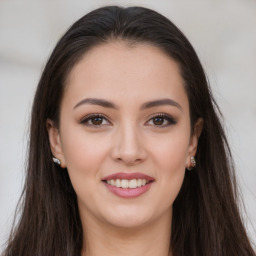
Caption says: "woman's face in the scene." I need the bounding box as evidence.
[48,42,201,229]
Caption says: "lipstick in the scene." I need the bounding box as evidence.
[102,172,154,181]
[102,172,154,198]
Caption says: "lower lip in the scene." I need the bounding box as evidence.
[104,182,153,198]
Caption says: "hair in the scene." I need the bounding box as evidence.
[2,5,255,256]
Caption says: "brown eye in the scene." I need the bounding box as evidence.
[146,114,177,127]
[81,114,110,127]
[152,117,164,125]
[91,117,103,125]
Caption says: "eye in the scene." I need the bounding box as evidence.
[146,113,177,127]
[80,114,111,127]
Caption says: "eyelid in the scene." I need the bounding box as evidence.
[145,112,177,127]
[80,113,112,126]
[79,112,176,127]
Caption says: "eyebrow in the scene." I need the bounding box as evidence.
[73,98,118,110]
[73,97,182,111]
[140,98,182,111]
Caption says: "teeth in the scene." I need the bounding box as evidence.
[129,179,137,189]
[121,179,129,188]
[116,179,121,187]
[106,179,148,189]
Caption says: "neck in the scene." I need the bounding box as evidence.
[80,210,172,256]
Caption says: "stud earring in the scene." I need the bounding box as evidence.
[187,156,196,170]
[52,157,61,166]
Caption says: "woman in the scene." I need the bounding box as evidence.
[2,6,255,256]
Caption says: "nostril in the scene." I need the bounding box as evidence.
[115,157,144,166]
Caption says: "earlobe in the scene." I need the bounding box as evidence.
[46,119,66,168]
[186,118,203,168]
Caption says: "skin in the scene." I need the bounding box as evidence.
[48,41,203,256]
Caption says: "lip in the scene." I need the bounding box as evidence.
[104,182,153,198]
[102,172,155,181]
[102,172,155,198]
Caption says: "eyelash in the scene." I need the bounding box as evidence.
[145,113,177,127]
[80,113,177,128]
[80,113,111,127]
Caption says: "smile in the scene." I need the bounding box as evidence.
[106,179,148,189]
[102,172,154,198]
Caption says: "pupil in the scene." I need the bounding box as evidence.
[92,117,102,125]
[153,117,164,125]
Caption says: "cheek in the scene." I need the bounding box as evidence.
[147,131,189,203]
[156,140,187,189]
[60,130,112,205]
[149,131,190,172]
[61,128,111,177]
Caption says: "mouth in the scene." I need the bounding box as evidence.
[102,172,154,198]
[105,178,151,188]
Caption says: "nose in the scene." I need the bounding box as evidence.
[111,123,147,166]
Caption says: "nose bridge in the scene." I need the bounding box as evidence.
[112,120,146,164]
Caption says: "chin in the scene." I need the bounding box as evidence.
[99,204,165,229]
[106,215,151,229]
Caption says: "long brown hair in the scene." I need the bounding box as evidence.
[3,6,255,256]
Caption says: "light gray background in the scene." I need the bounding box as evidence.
[0,0,255,251]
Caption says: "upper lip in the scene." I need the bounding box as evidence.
[102,172,155,181]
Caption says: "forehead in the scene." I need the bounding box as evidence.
[64,41,188,109]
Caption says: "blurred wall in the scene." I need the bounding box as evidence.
[0,0,255,251]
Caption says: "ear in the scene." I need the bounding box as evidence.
[186,118,203,168]
[46,119,66,168]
